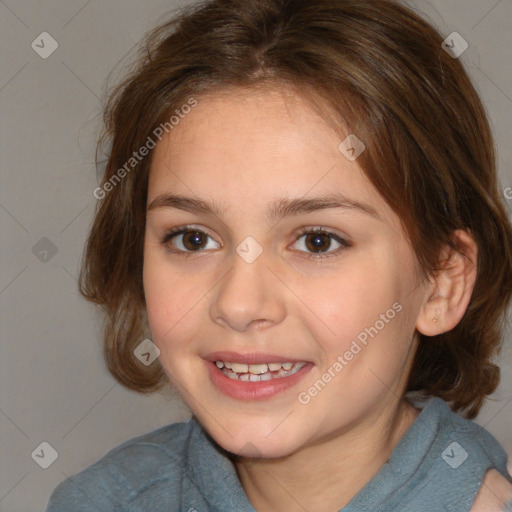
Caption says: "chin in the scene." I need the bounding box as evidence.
[204,422,305,460]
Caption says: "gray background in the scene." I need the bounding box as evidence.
[1,0,511,510]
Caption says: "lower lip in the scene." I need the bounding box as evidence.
[206,361,313,400]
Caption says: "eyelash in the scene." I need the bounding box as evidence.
[159,225,351,261]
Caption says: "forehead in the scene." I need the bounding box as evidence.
[147,87,395,224]
[155,87,341,167]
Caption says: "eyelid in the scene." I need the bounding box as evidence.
[161,224,216,237]
[293,225,349,241]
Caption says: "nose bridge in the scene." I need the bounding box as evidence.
[210,238,285,331]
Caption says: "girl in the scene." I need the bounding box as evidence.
[46,0,512,510]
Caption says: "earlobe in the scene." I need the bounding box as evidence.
[416,230,478,337]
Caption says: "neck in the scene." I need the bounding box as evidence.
[234,398,420,512]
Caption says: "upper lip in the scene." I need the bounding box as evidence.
[204,351,310,365]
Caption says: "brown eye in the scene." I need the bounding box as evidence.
[292,228,350,259]
[304,232,332,253]
[161,226,220,253]
[181,231,208,250]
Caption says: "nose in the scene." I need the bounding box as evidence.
[209,247,287,333]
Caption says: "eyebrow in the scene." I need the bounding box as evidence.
[147,193,381,221]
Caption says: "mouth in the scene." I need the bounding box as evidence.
[204,352,313,400]
[215,360,306,381]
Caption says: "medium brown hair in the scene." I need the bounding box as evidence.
[79,0,512,418]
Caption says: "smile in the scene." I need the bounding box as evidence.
[215,361,306,381]
[206,355,313,400]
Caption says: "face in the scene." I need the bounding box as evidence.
[143,87,429,458]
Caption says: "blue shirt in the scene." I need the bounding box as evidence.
[46,397,512,511]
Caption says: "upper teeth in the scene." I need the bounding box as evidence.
[215,361,296,374]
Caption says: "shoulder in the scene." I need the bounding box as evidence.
[45,419,196,512]
[425,397,508,467]
[388,397,512,510]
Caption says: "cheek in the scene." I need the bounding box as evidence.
[142,248,204,354]
[293,262,401,353]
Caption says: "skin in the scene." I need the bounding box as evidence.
[472,469,512,511]
[142,86,497,511]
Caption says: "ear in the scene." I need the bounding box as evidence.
[416,230,477,336]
